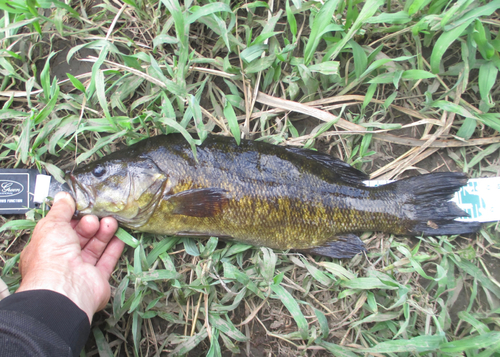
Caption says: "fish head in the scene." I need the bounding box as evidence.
[66,156,167,226]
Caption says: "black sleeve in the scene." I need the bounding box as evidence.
[0,290,90,357]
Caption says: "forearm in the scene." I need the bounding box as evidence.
[0,290,90,357]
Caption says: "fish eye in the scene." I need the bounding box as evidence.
[92,165,106,178]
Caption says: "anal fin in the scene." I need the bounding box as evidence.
[300,234,366,259]
[167,188,229,217]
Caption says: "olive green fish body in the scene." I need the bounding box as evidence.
[68,135,480,258]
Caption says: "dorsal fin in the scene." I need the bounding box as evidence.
[285,147,368,185]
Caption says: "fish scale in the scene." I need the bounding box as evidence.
[67,134,481,259]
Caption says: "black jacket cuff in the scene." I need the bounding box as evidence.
[0,290,90,355]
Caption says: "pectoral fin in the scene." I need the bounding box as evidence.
[299,234,366,259]
[167,188,229,217]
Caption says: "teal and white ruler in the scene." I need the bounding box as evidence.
[452,178,500,222]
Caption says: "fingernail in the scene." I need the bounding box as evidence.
[54,192,67,203]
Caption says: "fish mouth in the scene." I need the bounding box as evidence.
[65,173,93,216]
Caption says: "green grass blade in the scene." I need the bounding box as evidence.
[457,311,490,335]
[132,311,142,355]
[350,40,367,78]
[317,261,356,280]
[303,0,341,65]
[408,0,432,16]
[92,327,114,357]
[340,277,399,290]
[206,329,221,357]
[314,309,330,339]
[0,220,37,232]
[137,269,181,282]
[66,73,86,94]
[240,44,266,62]
[209,313,248,342]
[430,21,471,74]
[182,237,200,256]
[75,131,127,165]
[351,312,400,328]
[366,10,411,24]
[478,61,498,112]
[270,284,308,339]
[146,238,180,266]
[456,117,477,141]
[169,328,208,357]
[286,0,297,40]
[467,143,500,168]
[95,70,111,121]
[40,52,57,99]
[401,69,436,80]
[431,100,475,118]
[440,331,500,352]
[324,0,384,62]
[34,85,59,124]
[301,258,333,286]
[316,340,359,356]
[476,113,500,132]
[308,61,340,75]
[361,335,444,353]
[187,2,232,24]
[223,100,241,145]
[245,55,276,74]
[444,0,500,31]
[450,256,500,298]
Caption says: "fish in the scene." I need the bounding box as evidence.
[66,134,481,258]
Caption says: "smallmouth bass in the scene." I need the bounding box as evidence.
[66,134,480,258]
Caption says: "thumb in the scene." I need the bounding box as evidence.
[46,192,76,223]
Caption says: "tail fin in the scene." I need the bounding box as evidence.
[387,172,482,235]
[412,220,482,235]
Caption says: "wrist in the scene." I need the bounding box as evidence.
[18,272,95,323]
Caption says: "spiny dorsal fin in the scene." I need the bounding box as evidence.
[285,147,368,185]
[167,188,229,217]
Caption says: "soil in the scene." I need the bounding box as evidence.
[50,40,95,91]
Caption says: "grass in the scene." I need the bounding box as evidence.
[1,0,500,355]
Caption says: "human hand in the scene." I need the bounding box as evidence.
[17,192,125,323]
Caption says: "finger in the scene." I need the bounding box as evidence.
[46,192,76,223]
[73,215,100,248]
[95,236,125,280]
[81,217,119,266]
